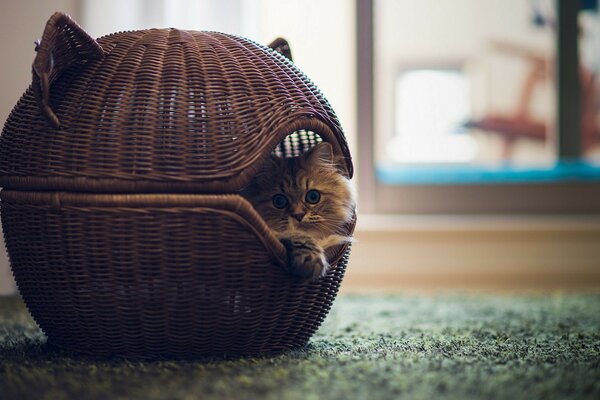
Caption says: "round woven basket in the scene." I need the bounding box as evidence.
[0,13,355,358]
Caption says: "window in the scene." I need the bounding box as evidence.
[358,0,600,213]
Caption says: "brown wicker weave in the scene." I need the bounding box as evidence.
[0,13,355,358]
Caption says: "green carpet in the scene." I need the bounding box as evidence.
[1,293,599,400]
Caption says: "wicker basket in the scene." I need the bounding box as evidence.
[0,13,355,358]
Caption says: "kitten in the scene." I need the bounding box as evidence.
[241,142,356,281]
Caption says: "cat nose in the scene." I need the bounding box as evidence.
[292,212,306,222]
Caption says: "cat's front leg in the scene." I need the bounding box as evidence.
[278,233,328,282]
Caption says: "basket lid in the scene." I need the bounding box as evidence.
[0,13,352,193]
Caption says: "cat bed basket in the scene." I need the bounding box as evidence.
[0,13,355,357]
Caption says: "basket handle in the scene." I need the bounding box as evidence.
[268,38,293,61]
[32,12,105,128]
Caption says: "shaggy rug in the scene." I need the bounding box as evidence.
[0,293,599,400]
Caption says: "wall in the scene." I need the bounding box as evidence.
[345,215,600,292]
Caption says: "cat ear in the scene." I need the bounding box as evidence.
[268,37,293,61]
[32,12,105,128]
[305,142,334,166]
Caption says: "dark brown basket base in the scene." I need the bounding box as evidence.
[1,191,350,358]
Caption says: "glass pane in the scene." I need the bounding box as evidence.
[390,69,475,163]
[580,2,600,164]
[374,0,560,183]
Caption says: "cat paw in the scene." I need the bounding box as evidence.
[280,235,329,282]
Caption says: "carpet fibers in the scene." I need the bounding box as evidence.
[1,293,599,400]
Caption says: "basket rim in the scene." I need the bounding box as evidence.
[0,190,356,269]
[0,190,288,266]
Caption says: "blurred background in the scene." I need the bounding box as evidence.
[1,0,599,294]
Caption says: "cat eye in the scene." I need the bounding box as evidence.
[305,189,321,204]
[272,194,289,209]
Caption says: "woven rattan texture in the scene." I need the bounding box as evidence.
[0,13,355,357]
[1,192,350,357]
[0,16,352,193]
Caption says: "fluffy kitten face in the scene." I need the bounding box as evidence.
[242,142,355,240]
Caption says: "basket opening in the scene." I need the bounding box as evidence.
[270,130,350,179]
[272,130,323,158]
